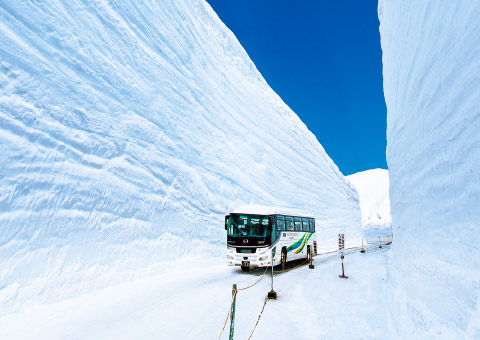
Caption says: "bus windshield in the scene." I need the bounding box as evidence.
[228,214,270,238]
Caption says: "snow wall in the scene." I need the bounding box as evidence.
[379,1,480,338]
[0,0,361,315]
[347,169,391,230]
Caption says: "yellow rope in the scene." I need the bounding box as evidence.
[247,297,269,340]
[218,289,237,340]
[237,266,269,291]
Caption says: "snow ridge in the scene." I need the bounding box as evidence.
[379,1,480,338]
[0,0,361,315]
[347,168,390,230]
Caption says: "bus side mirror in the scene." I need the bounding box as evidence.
[225,215,229,231]
[268,216,272,231]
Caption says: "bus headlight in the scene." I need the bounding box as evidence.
[259,255,268,261]
[227,255,234,260]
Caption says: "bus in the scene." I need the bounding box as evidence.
[225,207,316,271]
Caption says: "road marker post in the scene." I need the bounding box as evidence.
[339,253,348,279]
[267,249,277,299]
[379,236,382,248]
[229,284,237,340]
[309,248,315,269]
[360,237,365,253]
[338,233,348,279]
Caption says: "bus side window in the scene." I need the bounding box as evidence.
[277,218,285,231]
[302,218,309,232]
[310,219,315,232]
[294,217,302,231]
[285,216,294,231]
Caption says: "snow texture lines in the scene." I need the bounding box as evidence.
[379,1,480,338]
[0,0,361,315]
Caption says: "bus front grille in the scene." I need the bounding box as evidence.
[236,248,256,254]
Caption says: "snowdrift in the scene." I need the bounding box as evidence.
[379,1,480,337]
[0,0,361,315]
[347,169,390,230]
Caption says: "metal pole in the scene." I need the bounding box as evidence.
[309,247,314,269]
[379,236,382,248]
[339,253,348,279]
[271,254,274,291]
[268,250,277,299]
[229,284,236,340]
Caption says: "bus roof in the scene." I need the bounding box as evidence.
[230,205,315,219]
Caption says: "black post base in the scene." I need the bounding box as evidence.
[267,290,277,300]
[339,274,349,279]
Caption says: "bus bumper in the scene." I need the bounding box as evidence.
[227,250,279,268]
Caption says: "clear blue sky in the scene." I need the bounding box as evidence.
[206,0,387,175]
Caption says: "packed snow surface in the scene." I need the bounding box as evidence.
[0,248,390,340]
[379,1,480,338]
[0,0,361,315]
[347,169,391,230]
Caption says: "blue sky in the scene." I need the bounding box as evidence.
[206,0,387,175]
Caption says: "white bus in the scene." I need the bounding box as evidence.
[225,207,316,271]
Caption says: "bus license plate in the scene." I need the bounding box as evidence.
[242,261,250,267]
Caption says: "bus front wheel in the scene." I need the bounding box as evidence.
[281,250,287,270]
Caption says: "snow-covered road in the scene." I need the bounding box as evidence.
[0,247,390,340]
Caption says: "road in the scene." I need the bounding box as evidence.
[0,246,390,340]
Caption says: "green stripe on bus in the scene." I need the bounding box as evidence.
[286,233,307,253]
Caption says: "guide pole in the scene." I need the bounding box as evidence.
[267,249,277,299]
[379,236,382,248]
[309,247,314,269]
[339,253,348,279]
[338,233,348,279]
[229,284,237,340]
[360,237,365,253]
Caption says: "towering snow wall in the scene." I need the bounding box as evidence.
[379,1,480,338]
[0,0,361,315]
[347,169,391,230]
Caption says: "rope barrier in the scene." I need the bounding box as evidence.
[315,249,338,255]
[362,244,391,252]
[218,289,237,340]
[273,258,309,275]
[218,266,269,339]
[237,266,269,291]
[247,297,269,340]
[218,234,393,338]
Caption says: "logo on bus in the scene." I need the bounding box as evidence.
[243,239,248,244]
